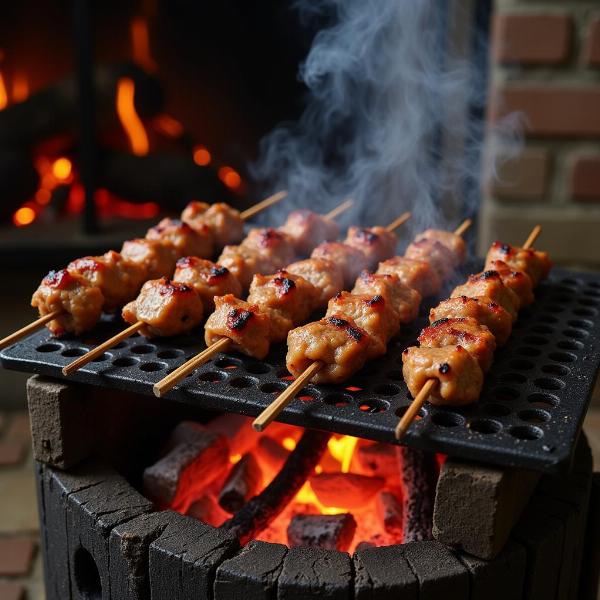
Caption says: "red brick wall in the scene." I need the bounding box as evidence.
[479,1,600,266]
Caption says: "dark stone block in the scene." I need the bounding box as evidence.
[214,540,287,600]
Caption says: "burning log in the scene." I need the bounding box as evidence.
[255,435,290,476]
[308,473,384,509]
[376,490,403,540]
[218,453,263,514]
[398,446,438,543]
[287,514,357,552]
[221,429,331,546]
[187,495,229,527]
[143,421,229,510]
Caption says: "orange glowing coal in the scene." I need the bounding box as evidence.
[11,72,29,103]
[52,157,72,181]
[13,206,36,227]
[218,166,242,190]
[0,69,8,110]
[193,146,211,167]
[116,77,149,156]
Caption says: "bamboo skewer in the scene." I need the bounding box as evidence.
[154,208,410,398]
[239,190,288,220]
[0,310,62,351]
[251,218,472,433]
[394,224,542,440]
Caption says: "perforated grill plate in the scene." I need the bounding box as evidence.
[2,267,600,472]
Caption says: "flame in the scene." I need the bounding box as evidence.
[230,453,242,464]
[327,436,359,473]
[282,437,296,451]
[218,166,242,190]
[13,206,36,227]
[116,77,149,156]
[11,72,29,103]
[52,157,72,181]
[193,146,211,166]
[0,70,7,110]
[130,17,157,72]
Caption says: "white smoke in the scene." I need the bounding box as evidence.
[250,0,522,236]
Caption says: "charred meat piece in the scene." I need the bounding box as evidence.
[182,202,244,248]
[218,245,276,290]
[414,229,467,265]
[376,256,441,297]
[286,315,370,384]
[287,258,344,308]
[326,291,399,359]
[344,226,397,268]
[121,238,178,280]
[122,277,204,337]
[486,241,551,285]
[31,269,104,336]
[352,272,421,324]
[241,228,296,268]
[311,242,368,288]
[405,238,455,280]
[451,270,520,320]
[484,259,534,308]
[429,296,513,345]
[180,200,210,224]
[173,257,242,312]
[418,317,496,371]
[402,345,484,406]
[281,210,339,255]
[204,295,271,359]
[146,217,214,260]
[68,250,146,312]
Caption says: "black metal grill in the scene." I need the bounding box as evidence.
[3,267,600,473]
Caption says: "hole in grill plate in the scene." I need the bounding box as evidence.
[549,351,577,363]
[544,304,564,313]
[528,393,559,408]
[550,294,570,303]
[516,346,541,357]
[131,344,156,354]
[199,370,226,382]
[584,289,600,297]
[395,406,426,420]
[557,339,584,351]
[578,298,598,307]
[535,377,565,391]
[229,376,257,389]
[519,409,550,423]
[563,328,588,340]
[324,393,352,407]
[469,419,501,434]
[431,411,464,428]
[531,325,554,334]
[359,400,388,413]
[61,347,87,357]
[113,341,127,349]
[215,357,241,370]
[510,425,543,441]
[568,319,593,329]
[562,277,580,286]
[140,362,167,372]
[36,343,63,353]
[246,363,271,375]
[523,335,549,346]
[492,387,520,401]
[573,307,597,317]
[260,382,287,394]
[278,370,295,381]
[374,383,400,396]
[509,359,534,371]
[499,372,526,384]
[297,388,317,402]
[542,364,570,376]
[157,349,184,359]
[91,352,110,363]
[112,357,139,367]
[589,281,600,288]
[483,403,511,417]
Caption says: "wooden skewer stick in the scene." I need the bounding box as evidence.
[62,321,144,376]
[152,199,357,397]
[394,223,542,440]
[240,190,287,221]
[253,216,474,434]
[0,310,62,351]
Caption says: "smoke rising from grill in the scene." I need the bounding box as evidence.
[250,0,521,234]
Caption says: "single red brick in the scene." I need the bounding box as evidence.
[489,87,600,137]
[0,582,25,600]
[570,155,600,200]
[582,15,600,66]
[0,537,36,576]
[490,147,550,199]
[0,442,26,467]
[493,13,572,64]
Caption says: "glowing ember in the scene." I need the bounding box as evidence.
[153,114,183,138]
[218,166,242,190]
[282,437,296,451]
[193,146,211,166]
[52,157,72,181]
[130,16,157,72]
[0,70,7,110]
[11,72,29,103]
[13,206,36,227]
[230,453,242,464]
[116,77,150,156]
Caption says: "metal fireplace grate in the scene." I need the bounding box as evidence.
[3,267,600,472]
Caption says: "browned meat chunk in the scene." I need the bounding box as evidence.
[122,277,204,337]
[180,201,210,224]
[287,258,344,308]
[402,345,483,406]
[68,250,146,312]
[173,257,242,312]
[452,271,519,320]
[485,259,534,308]
[281,210,339,255]
[344,226,397,269]
[217,245,275,290]
[146,218,214,260]
[242,228,296,268]
[311,242,368,288]
[352,272,421,324]
[326,292,399,359]
[183,202,244,248]
[121,238,178,279]
[405,238,455,280]
[418,317,496,371]
[376,256,441,297]
[31,269,104,336]
[486,241,551,285]
[204,295,271,359]
[429,296,513,345]
[286,315,370,384]
[414,229,467,265]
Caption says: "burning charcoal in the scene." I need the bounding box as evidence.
[355,541,376,552]
[207,413,258,456]
[143,421,229,510]
[355,441,402,487]
[309,473,384,509]
[376,490,403,540]
[287,513,357,552]
[255,436,290,476]
[219,453,263,514]
[187,495,229,527]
